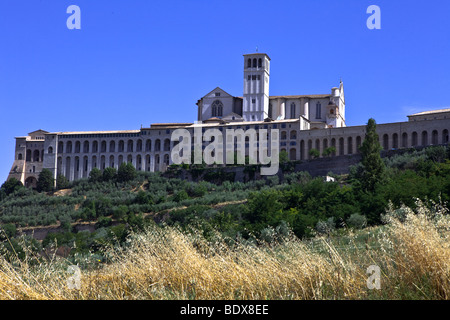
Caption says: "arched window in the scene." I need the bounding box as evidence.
[164,139,171,151]
[66,141,72,154]
[33,150,40,162]
[402,133,408,148]
[412,132,418,146]
[383,134,389,150]
[127,140,134,152]
[48,147,53,154]
[155,139,161,152]
[443,129,449,144]
[145,139,152,152]
[392,133,398,149]
[252,58,257,68]
[101,141,107,153]
[432,130,438,145]
[110,141,116,153]
[118,140,125,152]
[258,58,262,68]
[18,153,23,160]
[83,141,89,153]
[422,131,428,146]
[58,142,64,153]
[247,58,251,68]
[290,103,296,118]
[211,100,223,117]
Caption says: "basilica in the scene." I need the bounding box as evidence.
[7,53,450,187]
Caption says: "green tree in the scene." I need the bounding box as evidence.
[309,148,320,159]
[279,150,289,164]
[56,174,69,189]
[322,146,336,157]
[359,118,385,192]
[89,167,103,183]
[102,167,117,182]
[0,178,24,196]
[117,162,137,183]
[36,169,54,192]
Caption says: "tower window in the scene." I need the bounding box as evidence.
[252,99,256,104]
[215,92,220,97]
[258,58,262,68]
[252,58,257,68]
[247,58,251,68]
[252,75,256,80]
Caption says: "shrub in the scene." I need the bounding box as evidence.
[117,163,137,183]
[36,169,54,193]
[346,213,367,229]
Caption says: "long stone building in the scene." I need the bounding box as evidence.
[7,53,450,187]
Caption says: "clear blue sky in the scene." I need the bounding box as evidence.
[1,0,449,184]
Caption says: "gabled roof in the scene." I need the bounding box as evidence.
[201,87,234,99]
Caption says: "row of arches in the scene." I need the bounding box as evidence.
[382,129,449,150]
[247,58,263,68]
[57,138,173,154]
[19,149,44,162]
[58,153,171,180]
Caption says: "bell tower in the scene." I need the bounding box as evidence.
[242,53,270,121]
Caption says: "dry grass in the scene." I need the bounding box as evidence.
[0,200,449,300]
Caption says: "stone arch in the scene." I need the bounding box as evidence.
[66,141,72,153]
[356,136,362,152]
[136,139,143,152]
[75,141,81,153]
[347,137,353,154]
[92,141,98,153]
[109,155,115,168]
[145,139,152,152]
[164,138,171,152]
[383,134,389,150]
[392,133,399,149]
[118,140,125,152]
[48,146,53,154]
[83,141,89,153]
[136,155,142,171]
[412,132,418,146]
[101,141,107,153]
[58,141,64,153]
[289,148,296,161]
[18,153,23,160]
[431,130,438,145]
[339,137,344,155]
[155,139,161,152]
[100,155,106,170]
[421,131,428,146]
[110,141,116,153]
[25,177,37,189]
[127,140,134,152]
[33,150,40,162]
[290,130,297,140]
[401,132,408,148]
[443,129,449,144]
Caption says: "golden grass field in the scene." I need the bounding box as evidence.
[0,200,448,300]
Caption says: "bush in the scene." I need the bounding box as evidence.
[346,213,367,229]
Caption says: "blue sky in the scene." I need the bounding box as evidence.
[1,0,449,184]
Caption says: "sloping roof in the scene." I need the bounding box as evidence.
[408,108,450,117]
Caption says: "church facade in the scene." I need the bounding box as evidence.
[7,53,450,187]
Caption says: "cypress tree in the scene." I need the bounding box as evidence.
[359,118,385,192]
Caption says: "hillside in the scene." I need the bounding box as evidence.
[0,145,449,300]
